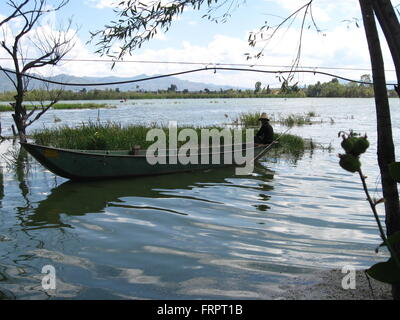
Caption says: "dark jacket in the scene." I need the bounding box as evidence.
[255,121,274,144]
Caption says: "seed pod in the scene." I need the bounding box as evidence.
[339,154,361,173]
[351,137,369,156]
[341,137,357,154]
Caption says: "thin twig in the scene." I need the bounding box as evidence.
[358,168,400,269]
[365,270,376,300]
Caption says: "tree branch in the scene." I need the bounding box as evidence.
[0,0,30,28]
[0,0,73,141]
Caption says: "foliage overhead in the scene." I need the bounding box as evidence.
[91,0,242,60]
[91,0,320,78]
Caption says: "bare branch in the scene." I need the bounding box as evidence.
[0,0,30,28]
[0,0,73,141]
[25,94,60,128]
[247,0,321,83]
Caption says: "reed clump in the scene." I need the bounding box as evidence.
[33,122,227,150]
[278,114,313,127]
[234,112,261,126]
[32,121,308,157]
[235,111,318,127]
[33,122,154,150]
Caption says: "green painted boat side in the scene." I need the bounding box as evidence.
[21,142,270,181]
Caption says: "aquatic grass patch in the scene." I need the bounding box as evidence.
[0,103,114,112]
[271,132,307,158]
[0,145,34,177]
[234,111,319,127]
[52,103,114,110]
[0,105,11,112]
[275,132,305,151]
[32,122,229,151]
[33,122,154,150]
[274,114,313,127]
[234,111,262,126]
[0,105,36,112]
[32,122,307,158]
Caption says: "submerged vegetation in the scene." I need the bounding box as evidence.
[32,121,311,158]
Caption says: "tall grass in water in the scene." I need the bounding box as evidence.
[235,111,318,127]
[0,103,113,112]
[33,122,228,151]
[279,114,312,127]
[235,111,261,126]
[33,122,153,150]
[273,133,306,158]
[32,121,308,158]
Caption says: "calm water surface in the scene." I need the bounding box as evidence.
[0,98,398,299]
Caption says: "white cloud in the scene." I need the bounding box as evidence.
[187,20,198,26]
[46,26,389,89]
[0,5,396,90]
[19,25,394,89]
[85,0,116,9]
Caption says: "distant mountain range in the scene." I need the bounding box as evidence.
[0,72,242,92]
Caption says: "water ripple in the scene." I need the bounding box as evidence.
[0,98,394,299]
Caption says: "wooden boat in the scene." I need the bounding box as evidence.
[21,142,271,181]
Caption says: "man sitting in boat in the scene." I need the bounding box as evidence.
[254,113,274,145]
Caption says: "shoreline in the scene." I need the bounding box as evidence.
[275,269,392,300]
[0,269,392,300]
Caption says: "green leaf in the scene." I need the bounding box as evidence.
[366,258,400,284]
[389,162,400,182]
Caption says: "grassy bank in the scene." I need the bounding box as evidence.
[32,122,309,157]
[0,103,113,112]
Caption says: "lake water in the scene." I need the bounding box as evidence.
[0,97,398,299]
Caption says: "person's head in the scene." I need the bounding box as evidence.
[259,113,270,124]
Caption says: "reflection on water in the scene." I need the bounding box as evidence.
[30,166,269,228]
[0,98,395,299]
[1,151,286,299]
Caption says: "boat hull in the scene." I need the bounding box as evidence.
[21,143,270,181]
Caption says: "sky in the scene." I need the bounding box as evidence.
[0,0,399,89]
